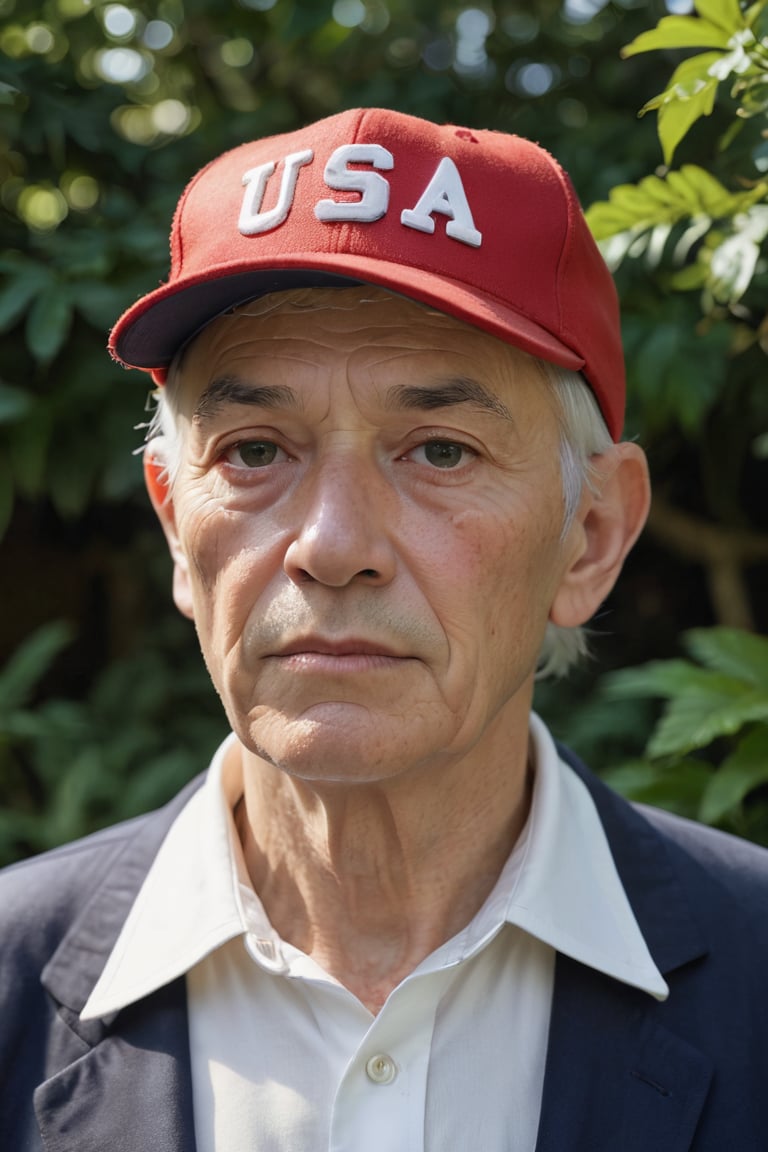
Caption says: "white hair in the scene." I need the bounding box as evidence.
[535,361,612,677]
[144,292,614,678]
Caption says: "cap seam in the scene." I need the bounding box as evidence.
[332,106,374,258]
[547,159,577,347]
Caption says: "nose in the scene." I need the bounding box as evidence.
[283,451,397,588]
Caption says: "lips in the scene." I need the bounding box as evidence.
[272,636,403,659]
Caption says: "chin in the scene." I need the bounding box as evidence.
[239,706,443,787]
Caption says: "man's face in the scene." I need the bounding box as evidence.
[156,288,587,785]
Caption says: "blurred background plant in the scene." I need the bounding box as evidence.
[566,0,768,845]
[1,0,766,865]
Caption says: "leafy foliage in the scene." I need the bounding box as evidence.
[579,0,768,844]
[0,621,225,866]
[621,0,768,164]
[602,629,768,839]
[587,0,768,322]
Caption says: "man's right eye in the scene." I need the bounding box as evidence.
[224,441,285,468]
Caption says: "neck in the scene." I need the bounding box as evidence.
[233,727,533,1014]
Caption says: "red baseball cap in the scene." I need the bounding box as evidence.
[109,107,625,438]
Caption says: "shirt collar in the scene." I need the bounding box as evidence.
[473,713,668,998]
[82,716,667,1020]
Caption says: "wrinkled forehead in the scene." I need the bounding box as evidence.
[171,284,549,397]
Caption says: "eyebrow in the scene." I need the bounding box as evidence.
[385,377,514,422]
[191,373,513,425]
[192,377,301,423]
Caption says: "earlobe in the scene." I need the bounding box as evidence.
[550,442,651,629]
[143,446,195,621]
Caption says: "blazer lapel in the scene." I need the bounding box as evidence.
[34,978,195,1152]
[33,779,203,1152]
[537,754,714,1152]
[535,956,712,1152]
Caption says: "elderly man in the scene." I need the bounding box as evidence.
[2,108,767,1152]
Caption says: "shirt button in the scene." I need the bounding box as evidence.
[365,1053,397,1085]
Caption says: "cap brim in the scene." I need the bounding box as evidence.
[110,254,586,377]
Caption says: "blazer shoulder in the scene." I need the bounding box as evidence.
[559,741,768,929]
[0,774,205,963]
[638,802,768,905]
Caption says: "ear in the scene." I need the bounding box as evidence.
[550,442,650,629]
[144,445,195,621]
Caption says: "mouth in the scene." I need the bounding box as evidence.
[274,636,404,658]
[268,636,407,673]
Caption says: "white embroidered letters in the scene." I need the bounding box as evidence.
[400,157,482,248]
[315,144,394,223]
[239,149,314,236]
[237,144,483,249]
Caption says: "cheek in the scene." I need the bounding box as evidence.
[446,505,533,590]
[180,504,230,600]
[444,504,565,640]
[176,495,268,628]
[408,507,513,665]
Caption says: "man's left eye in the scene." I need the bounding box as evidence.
[415,440,472,469]
[224,441,285,468]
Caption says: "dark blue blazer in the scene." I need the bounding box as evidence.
[2,750,768,1151]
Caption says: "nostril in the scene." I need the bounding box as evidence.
[360,569,379,579]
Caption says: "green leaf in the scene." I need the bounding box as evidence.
[676,166,731,214]
[745,0,767,27]
[622,16,731,58]
[0,383,32,425]
[653,56,720,164]
[649,685,768,757]
[0,622,74,716]
[635,174,684,208]
[684,164,754,215]
[587,180,687,241]
[620,301,730,436]
[669,262,709,290]
[641,53,722,113]
[699,727,768,823]
[587,165,767,243]
[695,0,749,34]
[25,286,73,364]
[658,87,716,165]
[665,169,708,213]
[0,261,51,333]
[684,628,768,688]
[604,643,768,756]
[74,280,135,330]
[605,659,717,700]
[603,757,712,819]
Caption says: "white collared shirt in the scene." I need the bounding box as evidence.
[83,714,667,1152]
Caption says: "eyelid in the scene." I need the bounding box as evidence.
[408,429,480,452]
[208,417,299,452]
[215,422,289,451]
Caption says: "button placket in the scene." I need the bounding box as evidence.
[330,968,456,1152]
